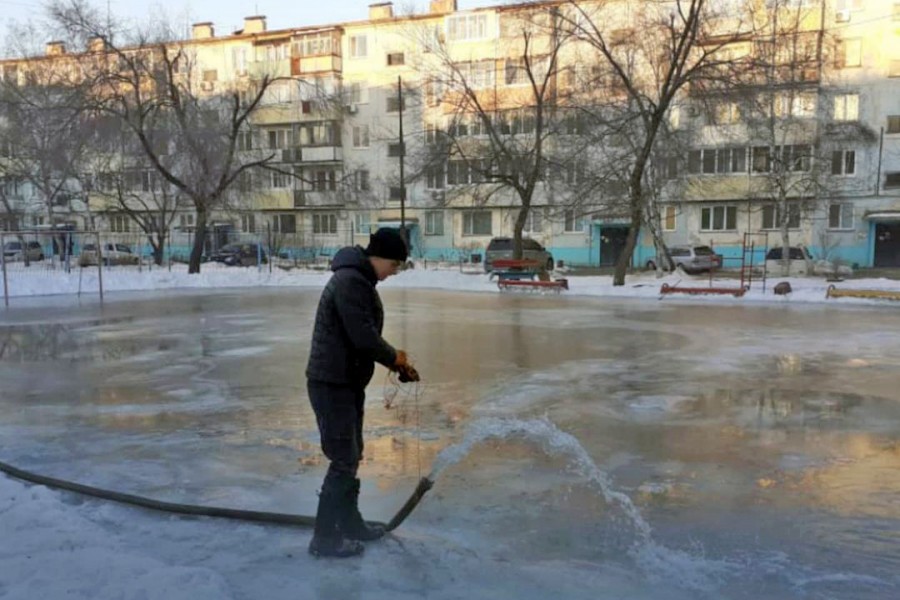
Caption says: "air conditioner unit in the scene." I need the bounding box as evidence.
[344,103,358,114]
[835,9,851,23]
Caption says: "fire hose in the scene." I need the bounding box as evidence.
[0,458,433,532]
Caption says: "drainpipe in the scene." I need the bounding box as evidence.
[876,126,884,197]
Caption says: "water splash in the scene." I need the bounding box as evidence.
[429,416,652,539]
[428,417,736,590]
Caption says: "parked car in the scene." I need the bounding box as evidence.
[484,237,554,272]
[2,240,45,262]
[79,243,140,266]
[208,243,268,267]
[765,246,850,277]
[646,245,722,273]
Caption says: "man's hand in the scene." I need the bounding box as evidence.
[394,350,421,383]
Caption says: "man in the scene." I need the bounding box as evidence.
[306,228,420,558]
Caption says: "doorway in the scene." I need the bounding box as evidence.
[874,223,900,267]
[599,227,629,266]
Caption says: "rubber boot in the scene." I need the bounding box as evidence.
[343,478,386,542]
[308,484,364,558]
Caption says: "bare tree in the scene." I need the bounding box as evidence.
[48,0,290,273]
[409,4,597,261]
[562,0,744,285]
[0,50,95,233]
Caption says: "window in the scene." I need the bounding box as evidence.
[447,14,488,41]
[273,214,296,234]
[315,170,337,192]
[237,130,253,151]
[504,59,527,86]
[835,39,862,68]
[346,82,363,105]
[751,145,810,172]
[447,160,472,186]
[426,164,446,189]
[389,186,405,201]
[355,212,371,234]
[109,214,130,233]
[888,116,900,134]
[294,33,333,57]
[272,170,291,189]
[241,214,256,233]
[454,61,495,89]
[711,101,740,125]
[388,142,405,157]
[885,172,900,188]
[688,148,747,174]
[179,213,195,231]
[387,96,406,113]
[463,210,492,235]
[762,204,801,230]
[350,35,367,58]
[831,150,856,176]
[829,203,853,229]
[564,209,587,233]
[352,125,369,148]
[267,129,292,150]
[387,52,405,66]
[894,2,900,20]
[425,211,444,236]
[523,209,543,234]
[663,205,677,231]
[834,93,859,121]
[890,60,900,78]
[701,206,737,231]
[355,169,370,192]
[313,213,338,234]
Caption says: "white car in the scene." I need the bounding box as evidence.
[765,246,852,277]
[2,240,45,262]
[79,243,140,266]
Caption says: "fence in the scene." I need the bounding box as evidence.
[0,228,496,306]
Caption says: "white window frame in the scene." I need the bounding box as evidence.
[835,38,862,69]
[828,203,854,230]
[354,212,371,234]
[241,213,256,233]
[351,125,369,148]
[522,209,544,234]
[349,35,368,59]
[462,210,492,236]
[762,203,801,230]
[447,14,489,42]
[831,149,856,176]
[312,212,338,235]
[834,93,859,121]
[563,209,588,233]
[425,211,445,236]
[700,205,737,232]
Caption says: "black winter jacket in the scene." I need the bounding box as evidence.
[305,246,398,387]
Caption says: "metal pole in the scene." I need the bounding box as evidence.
[1,232,8,308]
[876,126,884,197]
[96,232,104,303]
[397,75,407,246]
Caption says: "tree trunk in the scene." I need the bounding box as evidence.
[613,203,642,286]
[512,205,529,260]
[189,207,207,274]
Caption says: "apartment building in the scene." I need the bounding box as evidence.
[1,0,898,268]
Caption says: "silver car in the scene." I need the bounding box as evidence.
[484,237,554,272]
[647,245,721,273]
[2,240,45,262]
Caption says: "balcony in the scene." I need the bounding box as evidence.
[291,55,341,76]
[301,146,342,163]
[249,59,291,79]
[293,189,345,207]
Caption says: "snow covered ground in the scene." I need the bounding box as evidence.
[2,260,900,306]
[1,264,899,600]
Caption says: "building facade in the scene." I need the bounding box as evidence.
[1,0,898,268]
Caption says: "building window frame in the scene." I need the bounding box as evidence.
[828,203,854,230]
[700,205,737,231]
[312,212,338,235]
[831,149,856,176]
[462,210,492,236]
[425,211,445,236]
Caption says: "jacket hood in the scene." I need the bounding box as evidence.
[331,246,377,284]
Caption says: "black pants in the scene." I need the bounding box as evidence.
[308,380,365,485]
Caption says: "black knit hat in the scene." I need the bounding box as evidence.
[365,228,408,261]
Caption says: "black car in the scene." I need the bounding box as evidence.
[208,243,268,266]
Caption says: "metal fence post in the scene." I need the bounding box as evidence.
[1,232,8,308]
[96,231,104,303]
